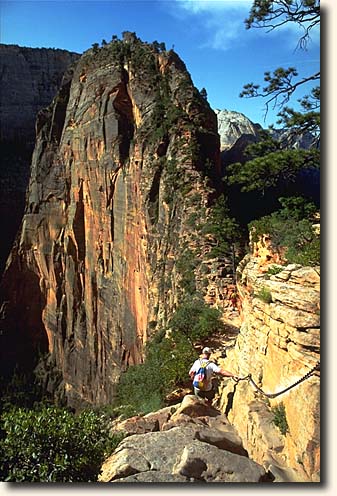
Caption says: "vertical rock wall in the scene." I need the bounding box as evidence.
[0,44,80,274]
[0,38,220,407]
[219,245,320,481]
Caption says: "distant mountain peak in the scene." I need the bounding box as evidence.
[214,109,260,151]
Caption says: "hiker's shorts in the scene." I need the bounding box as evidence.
[193,387,214,401]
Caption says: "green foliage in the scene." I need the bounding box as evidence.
[0,406,123,482]
[169,298,224,344]
[0,369,44,411]
[250,196,320,266]
[276,87,320,140]
[245,1,320,49]
[266,265,284,276]
[227,148,319,195]
[149,81,186,145]
[242,0,320,135]
[116,333,193,416]
[202,194,242,259]
[152,40,166,52]
[176,249,197,294]
[200,87,208,101]
[242,129,280,159]
[271,402,289,435]
[255,286,272,304]
[163,158,184,203]
[115,299,225,415]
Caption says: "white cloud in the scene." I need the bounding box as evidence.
[169,0,251,50]
[177,0,251,14]
[166,0,319,52]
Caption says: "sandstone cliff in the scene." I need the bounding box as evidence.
[0,44,80,142]
[0,35,220,407]
[217,240,320,481]
[0,44,80,274]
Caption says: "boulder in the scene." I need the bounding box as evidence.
[169,394,220,419]
[172,440,267,482]
[99,398,268,483]
[111,471,189,483]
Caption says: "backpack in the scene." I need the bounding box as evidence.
[192,359,210,390]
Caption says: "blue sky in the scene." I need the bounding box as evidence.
[0,0,320,127]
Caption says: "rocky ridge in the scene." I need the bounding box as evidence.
[217,240,320,481]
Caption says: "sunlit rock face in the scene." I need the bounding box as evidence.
[215,109,260,152]
[219,240,320,482]
[0,44,80,274]
[0,35,220,407]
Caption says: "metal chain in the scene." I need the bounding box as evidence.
[233,361,320,399]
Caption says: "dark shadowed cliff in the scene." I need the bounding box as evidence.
[0,44,80,274]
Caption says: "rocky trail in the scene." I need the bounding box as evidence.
[99,394,274,483]
[99,390,306,483]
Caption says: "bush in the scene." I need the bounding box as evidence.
[169,297,224,344]
[115,299,225,415]
[249,196,320,266]
[271,403,289,435]
[0,406,123,482]
[266,265,284,276]
[255,286,272,303]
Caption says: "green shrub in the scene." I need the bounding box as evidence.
[249,196,320,266]
[169,297,224,344]
[271,403,289,435]
[267,265,284,276]
[201,194,243,261]
[0,369,44,410]
[0,406,123,482]
[256,286,272,303]
[115,299,225,415]
[176,249,197,294]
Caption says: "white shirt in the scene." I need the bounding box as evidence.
[189,358,221,391]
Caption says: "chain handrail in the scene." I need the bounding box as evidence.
[232,361,320,399]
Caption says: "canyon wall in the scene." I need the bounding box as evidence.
[218,239,320,481]
[0,36,220,407]
[0,44,80,274]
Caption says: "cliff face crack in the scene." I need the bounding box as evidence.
[147,167,162,224]
[49,78,72,145]
[73,181,86,262]
[112,79,134,164]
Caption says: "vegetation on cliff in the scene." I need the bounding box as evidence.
[115,298,224,416]
[249,196,319,265]
[223,0,320,266]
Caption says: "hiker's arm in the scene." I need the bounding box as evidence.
[219,369,238,379]
[189,363,197,378]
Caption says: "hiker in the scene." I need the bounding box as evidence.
[189,347,237,404]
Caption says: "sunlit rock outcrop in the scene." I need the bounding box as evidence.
[218,243,320,481]
[215,109,260,152]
